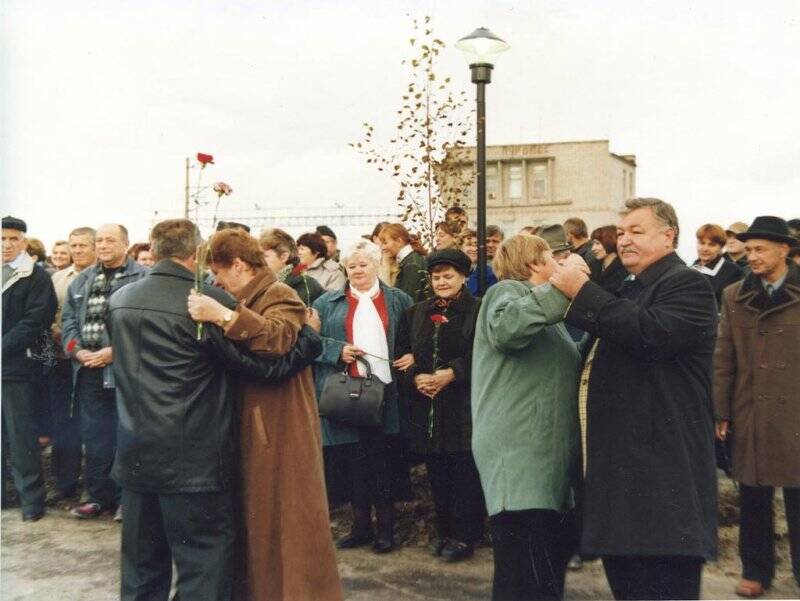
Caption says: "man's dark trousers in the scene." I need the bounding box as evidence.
[120,489,235,601]
[740,484,800,587]
[1,380,46,514]
[76,367,119,509]
[49,359,82,495]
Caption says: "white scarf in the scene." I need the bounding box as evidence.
[351,279,392,384]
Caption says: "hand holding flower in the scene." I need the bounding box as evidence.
[340,344,364,364]
[187,291,229,325]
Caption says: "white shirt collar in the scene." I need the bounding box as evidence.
[397,244,413,263]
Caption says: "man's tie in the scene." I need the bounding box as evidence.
[765,284,775,297]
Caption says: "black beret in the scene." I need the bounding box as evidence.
[2,216,27,233]
[426,248,472,276]
[316,225,337,240]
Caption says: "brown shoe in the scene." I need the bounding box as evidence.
[735,579,767,598]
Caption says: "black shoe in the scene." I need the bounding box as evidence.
[336,531,373,549]
[22,508,45,522]
[372,537,395,554]
[441,540,474,562]
[429,537,447,557]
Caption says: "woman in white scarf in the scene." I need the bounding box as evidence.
[312,239,414,555]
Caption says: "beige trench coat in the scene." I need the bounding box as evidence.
[225,269,342,601]
[713,263,800,487]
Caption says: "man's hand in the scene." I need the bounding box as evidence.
[393,353,415,371]
[716,420,730,441]
[75,349,94,366]
[561,252,591,275]
[81,347,113,368]
[550,261,590,299]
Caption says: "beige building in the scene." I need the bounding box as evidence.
[441,139,636,235]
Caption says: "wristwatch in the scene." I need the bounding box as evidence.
[220,310,234,327]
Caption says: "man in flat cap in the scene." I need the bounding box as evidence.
[2,216,58,522]
[714,216,800,597]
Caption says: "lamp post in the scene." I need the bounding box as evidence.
[455,28,509,295]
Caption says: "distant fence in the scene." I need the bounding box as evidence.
[167,206,399,231]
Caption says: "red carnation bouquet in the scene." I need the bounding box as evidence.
[190,152,233,339]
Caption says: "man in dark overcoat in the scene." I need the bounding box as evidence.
[2,216,57,521]
[551,198,718,600]
[714,216,800,597]
[109,219,320,601]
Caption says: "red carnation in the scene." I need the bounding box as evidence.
[292,263,307,277]
[197,152,214,167]
[430,314,449,324]
[66,339,77,353]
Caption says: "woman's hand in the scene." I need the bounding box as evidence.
[187,291,229,324]
[340,344,364,364]
[393,353,415,371]
[428,368,455,395]
[414,374,436,398]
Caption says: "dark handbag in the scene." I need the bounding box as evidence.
[319,356,386,427]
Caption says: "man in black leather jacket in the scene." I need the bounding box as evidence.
[108,219,321,601]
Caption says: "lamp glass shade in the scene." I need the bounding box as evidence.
[455,27,509,65]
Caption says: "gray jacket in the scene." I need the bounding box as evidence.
[61,257,148,388]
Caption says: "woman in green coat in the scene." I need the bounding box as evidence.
[471,234,583,601]
[378,223,429,302]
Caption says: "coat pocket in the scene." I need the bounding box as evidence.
[253,405,271,448]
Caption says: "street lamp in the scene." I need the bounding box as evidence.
[455,28,508,295]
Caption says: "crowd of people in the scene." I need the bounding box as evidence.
[2,202,799,601]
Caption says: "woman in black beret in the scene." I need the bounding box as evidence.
[395,248,485,562]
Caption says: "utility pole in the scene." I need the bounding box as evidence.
[184,157,190,218]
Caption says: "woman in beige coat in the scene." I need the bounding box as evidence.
[189,229,342,601]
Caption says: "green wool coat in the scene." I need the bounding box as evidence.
[471,280,581,516]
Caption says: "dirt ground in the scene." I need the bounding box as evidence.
[2,476,798,601]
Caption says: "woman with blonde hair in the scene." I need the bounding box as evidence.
[472,234,585,600]
[378,223,428,302]
[312,239,413,554]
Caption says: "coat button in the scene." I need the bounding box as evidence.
[240,331,248,338]
[586,311,595,320]
[760,363,768,369]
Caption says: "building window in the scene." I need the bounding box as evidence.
[531,163,547,200]
[487,164,498,200]
[507,163,522,199]
[461,165,475,204]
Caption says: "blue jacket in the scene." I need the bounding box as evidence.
[61,257,148,389]
[312,282,413,446]
[467,264,498,296]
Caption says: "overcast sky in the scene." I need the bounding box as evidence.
[2,0,798,262]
